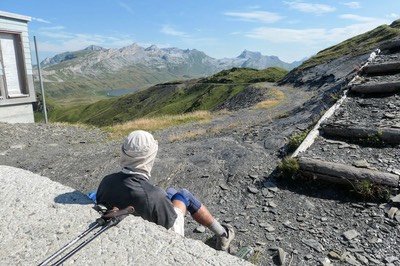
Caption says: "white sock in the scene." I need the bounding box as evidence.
[208,219,226,237]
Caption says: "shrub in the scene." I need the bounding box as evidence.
[353,180,391,201]
[278,157,300,179]
[287,130,309,153]
[364,131,384,147]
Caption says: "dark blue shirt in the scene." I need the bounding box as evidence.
[96,172,177,229]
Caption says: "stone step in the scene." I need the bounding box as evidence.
[297,157,399,187]
[294,135,400,176]
[320,123,400,144]
[321,92,400,132]
[362,61,400,75]
[291,43,400,193]
[350,81,400,94]
[380,39,400,52]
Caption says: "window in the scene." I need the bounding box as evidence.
[0,32,28,99]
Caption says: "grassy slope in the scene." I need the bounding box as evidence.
[300,19,400,70]
[40,49,214,104]
[39,65,179,105]
[46,67,288,126]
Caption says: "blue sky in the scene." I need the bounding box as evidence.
[2,1,399,63]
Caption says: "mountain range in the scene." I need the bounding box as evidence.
[37,44,303,103]
[35,19,400,124]
[41,44,302,71]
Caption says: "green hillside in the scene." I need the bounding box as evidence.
[45,67,288,126]
[300,19,400,70]
[38,65,180,106]
[38,48,219,105]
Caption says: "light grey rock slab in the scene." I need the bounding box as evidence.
[343,229,360,240]
[0,165,251,266]
[390,193,400,203]
[301,239,324,252]
[387,207,398,219]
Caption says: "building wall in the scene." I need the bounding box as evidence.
[0,13,33,76]
[0,104,34,123]
[0,11,36,123]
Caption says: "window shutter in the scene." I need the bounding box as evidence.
[0,33,23,96]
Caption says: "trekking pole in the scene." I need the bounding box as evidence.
[38,206,134,266]
[51,216,123,266]
[38,218,105,266]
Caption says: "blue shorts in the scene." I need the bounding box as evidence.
[166,187,202,214]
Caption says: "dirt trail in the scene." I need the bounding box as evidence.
[155,83,312,143]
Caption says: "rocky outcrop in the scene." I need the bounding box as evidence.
[0,165,251,266]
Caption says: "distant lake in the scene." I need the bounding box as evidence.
[104,88,140,97]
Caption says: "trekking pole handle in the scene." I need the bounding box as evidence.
[101,206,135,220]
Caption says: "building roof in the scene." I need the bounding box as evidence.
[0,10,31,22]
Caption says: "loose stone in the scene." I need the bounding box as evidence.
[328,251,341,260]
[247,186,259,194]
[301,239,324,252]
[265,233,275,241]
[268,201,277,208]
[343,229,360,240]
[387,207,398,219]
[277,247,287,265]
[194,226,206,233]
[219,183,229,190]
[304,254,313,260]
[352,160,370,168]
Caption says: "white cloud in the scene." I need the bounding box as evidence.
[342,2,361,9]
[387,13,399,19]
[340,14,381,23]
[245,20,391,46]
[34,28,135,54]
[32,17,51,24]
[38,26,65,31]
[37,35,134,54]
[248,5,262,10]
[39,31,72,39]
[246,27,325,44]
[284,1,336,15]
[161,25,189,37]
[224,11,283,23]
[118,2,134,14]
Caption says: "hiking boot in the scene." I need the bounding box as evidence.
[216,224,235,251]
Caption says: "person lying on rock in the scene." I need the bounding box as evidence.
[94,130,235,251]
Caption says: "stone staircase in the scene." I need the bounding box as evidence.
[292,39,400,192]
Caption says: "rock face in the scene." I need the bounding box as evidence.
[41,44,299,71]
[0,165,251,266]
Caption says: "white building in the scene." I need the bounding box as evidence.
[0,11,36,123]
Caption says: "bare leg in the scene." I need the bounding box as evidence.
[168,188,226,236]
[172,200,187,216]
[191,204,214,226]
[172,200,215,228]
